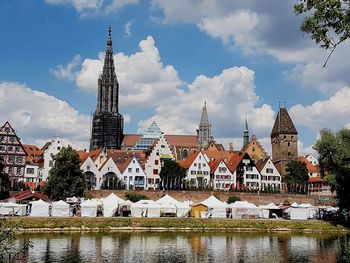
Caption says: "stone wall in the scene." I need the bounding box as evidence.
[87,190,335,206]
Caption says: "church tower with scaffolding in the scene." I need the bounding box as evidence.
[197,102,212,149]
[90,27,124,150]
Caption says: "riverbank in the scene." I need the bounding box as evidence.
[4,217,349,233]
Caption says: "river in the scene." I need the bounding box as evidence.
[13,231,345,262]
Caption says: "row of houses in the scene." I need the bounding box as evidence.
[0,120,329,194]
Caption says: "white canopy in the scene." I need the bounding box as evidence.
[131,200,161,218]
[51,200,71,217]
[229,201,261,219]
[81,199,98,217]
[156,195,190,217]
[259,203,281,210]
[103,193,122,217]
[0,202,27,216]
[30,199,50,217]
[201,196,227,218]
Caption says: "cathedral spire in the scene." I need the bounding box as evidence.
[243,117,249,147]
[200,101,209,126]
[197,101,212,149]
[96,26,119,114]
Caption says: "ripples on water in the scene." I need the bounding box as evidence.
[14,232,343,263]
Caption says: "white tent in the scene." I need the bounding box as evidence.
[229,201,261,219]
[0,202,27,216]
[156,195,190,217]
[131,200,161,218]
[81,199,98,217]
[51,200,71,217]
[102,193,123,217]
[296,203,318,219]
[30,199,50,217]
[258,203,281,219]
[201,195,227,218]
[290,207,308,220]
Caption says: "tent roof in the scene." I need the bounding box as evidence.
[259,203,280,209]
[103,193,125,205]
[81,199,98,207]
[30,199,50,206]
[229,201,258,209]
[156,194,189,208]
[201,195,227,208]
[52,200,69,207]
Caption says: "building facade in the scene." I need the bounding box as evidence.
[270,107,298,176]
[90,27,124,150]
[0,122,27,187]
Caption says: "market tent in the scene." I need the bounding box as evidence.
[290,207,308,220]
[298,203,318,219]
[229,201,261,219]
[30,199,50,217]
[51,200,71,217]
[130,200,161,218]
[258,203,281,219]
[81,199,98,217]
[0,202,27,216]
[102,193,123,217]
[156,195,190,217]
[201,195,227,218]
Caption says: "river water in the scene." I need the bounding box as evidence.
[14,231,344,263]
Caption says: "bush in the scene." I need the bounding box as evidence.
[227,195,241,204]
[125,193,149,203]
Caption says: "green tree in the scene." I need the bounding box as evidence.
[0,157,10,200]
[124,193,148,203]
[43,146,86,201]
[227,195,241,204]
[294,0,350,66]
[159,159,187,190]
[284,160,309,194]
[314,128,350,210]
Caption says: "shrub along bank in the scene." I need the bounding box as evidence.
[4,217,349,233]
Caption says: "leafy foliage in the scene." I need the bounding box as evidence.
[294,0,350,66]
[314,128,350,210]
[337,236,350,263]
[0,157,10,200]
[124,193,148,203]
[227,195,241,204]
[159,159,187,190]
[284,160,309,194]
[43,146,86,201]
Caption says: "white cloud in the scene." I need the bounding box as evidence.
[290,87,350,133]
[45,0,138,16]
[50,54,81,80]
[124,20,133,37]
[0,82,90,149]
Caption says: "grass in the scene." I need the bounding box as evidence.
[3,217,349,233]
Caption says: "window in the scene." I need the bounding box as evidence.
[8,156,15,163]
[203,163,206,167]
[136,168,139,173]
[128,168,132,173]
[57,147,61,150]
[4,127,10,132]
[7,146,13,152]
[27,168,34,174]
[153,169,158,175]
[155,160,159,165]
[266,168,273,173]
[8,167,13,173]
[191,171,196,175]
[49,160,53,167]
[16,167,21,174]
[87,165,90,171]
[16,156,23,163]
[194,163,197,166]
[246,166,253,171]
[161,145,165,148]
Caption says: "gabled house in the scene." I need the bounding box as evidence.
[144,133,174,190]
[256,158,281,192]
[23,144,44,190]
[210,159,235,191]
[227,152,261,190]
[0,121,27,187]
[118,156,146,190]
[80,156,101,189]
[178,150,211,189]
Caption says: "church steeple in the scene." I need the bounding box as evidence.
[90,27,124,151]
[243,117,249,147]
[96,26,119,114]
[197,101,212,149]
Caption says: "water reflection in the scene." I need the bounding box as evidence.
[14,232,343,263]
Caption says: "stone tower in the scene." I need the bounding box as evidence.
[243,118,249,148]
[270,106,298,176]
[197,102,212,149]
[90,27,124,150]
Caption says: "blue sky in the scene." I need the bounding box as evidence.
[1,0,350,154]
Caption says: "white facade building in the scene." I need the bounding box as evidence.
[24,164,42,186]
[211,160,235,191]
[121,157,147,190]
[42,136,68,181]
[257,158,281,192]
[144,133,174,190]
[184,151,211,188]
[306,154,319,166]
[80,157,101,189]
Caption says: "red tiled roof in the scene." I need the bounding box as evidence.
[309,176,322,183]
[202,150,239,162]
[116,156,134,173]
[177,150,200,169]
[255,158,269,172]
[165,135,198,147]
[107,150,147,170]
[5,190,50,202]
[227,152,246,173]
[209,159,221,173]
[297,156,319,173]
[23,144,44,164]
[77,148,102,163]
[122,134,142,147]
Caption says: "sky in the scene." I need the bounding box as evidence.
[1,0,350,155]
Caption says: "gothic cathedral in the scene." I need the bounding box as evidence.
[90,27,124,150]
